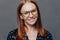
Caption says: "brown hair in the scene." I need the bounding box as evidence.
[16,0,47,40]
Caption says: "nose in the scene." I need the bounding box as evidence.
[29,12,33,17]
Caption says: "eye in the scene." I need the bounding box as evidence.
[31,9,37,13]
[23,11,29,15]
[24,11,29,14]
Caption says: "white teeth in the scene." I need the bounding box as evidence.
[29,19,35,22]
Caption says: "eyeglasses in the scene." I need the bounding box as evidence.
[22,9,37,17]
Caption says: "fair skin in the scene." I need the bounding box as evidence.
[20,2,38,40]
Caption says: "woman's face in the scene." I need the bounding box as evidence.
[20,2,38,26]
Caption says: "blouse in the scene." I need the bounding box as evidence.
[7,29,53,40]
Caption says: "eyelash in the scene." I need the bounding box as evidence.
[25,9,36,14]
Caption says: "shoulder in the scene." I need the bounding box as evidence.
[46,30,52,37]
[7,29,18,40]
[46,30,53,40]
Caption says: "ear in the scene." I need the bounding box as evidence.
[20,15,23,19]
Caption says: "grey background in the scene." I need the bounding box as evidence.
[0,0,60,40]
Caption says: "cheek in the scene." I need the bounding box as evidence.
[36,11,38,16]
[23,15,28,20]
[33,12,38,18]
[36,13,38,17]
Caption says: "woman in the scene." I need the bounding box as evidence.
[7,0,53,40]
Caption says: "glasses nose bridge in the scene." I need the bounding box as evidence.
[29,11,33,17]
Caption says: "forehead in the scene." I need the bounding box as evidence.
[21,2,36,12]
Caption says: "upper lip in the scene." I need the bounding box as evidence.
[28,18,35,21]
[28,18,35,19]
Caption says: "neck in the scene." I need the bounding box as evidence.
[24,22,36,32]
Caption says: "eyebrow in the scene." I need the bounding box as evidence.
[25,8,37,13]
